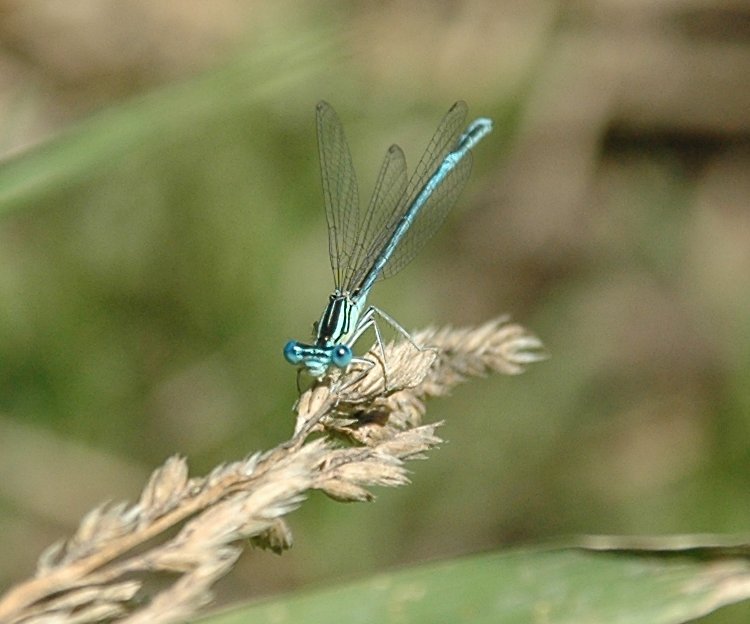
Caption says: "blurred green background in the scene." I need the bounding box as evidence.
[1,0,749,619]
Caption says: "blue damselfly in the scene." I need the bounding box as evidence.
[284,101,492,380]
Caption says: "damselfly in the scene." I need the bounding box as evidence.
[284,101,492,381]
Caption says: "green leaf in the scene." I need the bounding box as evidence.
[200,544,750,624]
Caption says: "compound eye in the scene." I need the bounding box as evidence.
[331,344,353,368]
[283,341,303,365]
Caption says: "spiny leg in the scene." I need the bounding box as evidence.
[367,305,417,347]
[338,312,383,391]
[354,308,392,387]
[368,312,389,388]
[341,306,435,393]
[368,304,439,370]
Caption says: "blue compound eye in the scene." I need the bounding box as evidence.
[331,345,352,368]
[283,341,303,365]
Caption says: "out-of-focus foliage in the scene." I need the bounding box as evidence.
[0,1,749,621]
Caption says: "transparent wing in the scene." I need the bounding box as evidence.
[346,101,470,290]
[316,101,360,288]
[380,151,472,279]
[340,143,407,290]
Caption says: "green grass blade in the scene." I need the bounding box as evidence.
[201,546,750,624]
